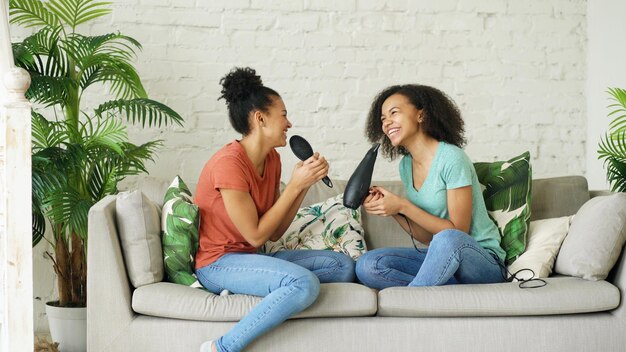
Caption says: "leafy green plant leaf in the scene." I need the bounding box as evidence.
[11,0,184,306]
[47,0,112,29]
[95,98,184,127]
[599,88,626,192]
[9,0,59,28]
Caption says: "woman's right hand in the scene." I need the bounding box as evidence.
[289,152,329,191]
[363,186,405,216]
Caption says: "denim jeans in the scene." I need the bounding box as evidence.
[196,250,355,352]
[355,229,505,290]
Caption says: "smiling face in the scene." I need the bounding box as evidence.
[380,93,422,147]
[259,95,292,147]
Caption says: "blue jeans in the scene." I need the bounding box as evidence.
[196,250,355,352]
[355,229,505,289]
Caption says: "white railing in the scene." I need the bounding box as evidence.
[0,0,33,351]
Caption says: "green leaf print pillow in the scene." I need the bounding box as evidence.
[161,175,202,287]
[474,151,532,265]
[263,194,367,260]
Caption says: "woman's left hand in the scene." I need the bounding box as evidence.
[362,186,404,216]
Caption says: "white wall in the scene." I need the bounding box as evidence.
[8,0,591,333]
[586,0,626,190]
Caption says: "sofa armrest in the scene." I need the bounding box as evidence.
[87,195,135,351]
[608,246,626,321]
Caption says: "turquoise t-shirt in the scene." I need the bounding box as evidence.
[399,142,506,263]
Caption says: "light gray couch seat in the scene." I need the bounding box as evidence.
[132,282,378,321]
[378,276,620,317]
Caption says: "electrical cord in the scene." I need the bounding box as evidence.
[401,214,421,251]
[400,214,546,289]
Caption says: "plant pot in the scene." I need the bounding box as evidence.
[45,302,86,352]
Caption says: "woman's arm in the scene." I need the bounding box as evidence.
[269,185,309,241]
[363,186,472,244]
[221,154,328,248]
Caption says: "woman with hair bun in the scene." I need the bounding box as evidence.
[355,84,506,289]
[194,67,355,352]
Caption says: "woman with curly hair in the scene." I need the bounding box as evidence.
[195,67,355,352]
[355,84,506,289]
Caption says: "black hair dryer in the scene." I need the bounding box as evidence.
[343,143,380,209]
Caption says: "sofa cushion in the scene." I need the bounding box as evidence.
[377,276,619,317]
[529,176,589,221]
[161,175,202,287]
[262,194,367,259]
[116,190,163,288]
[474,151,532,264]
[554,193,626,281]
[131,282,377,321]
[507,216,572,279]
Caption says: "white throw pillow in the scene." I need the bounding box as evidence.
[507,216,572,280]
[263,194,367,259]
[554,193,626,281]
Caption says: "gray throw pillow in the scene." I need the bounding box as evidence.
[116,190,164,287]
[554,193,626,281]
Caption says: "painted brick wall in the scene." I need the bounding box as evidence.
[10,0,587,333]
[79,0,587,184]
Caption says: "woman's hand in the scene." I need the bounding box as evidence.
[362,186,405,216]
[289,152,329,191]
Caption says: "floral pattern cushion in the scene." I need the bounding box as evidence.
[263,194,367,260]
[161,175,202,287]
[474,151,532,264]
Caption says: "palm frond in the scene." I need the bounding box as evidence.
[43,190,92,239]
[598,131,626,162]
[95,98,184,127]
[104,62,147,98]
[32,200,46,246]
[47,0,112,30]
[9,0,60,28]
[602,155,626,192]
[114,140,162,176]
[26,75,74,107]
[12,42,35,68]
[31,112,68,150]
[15,26,69,78]
[598,130,626,192]
[78,115,127,155]
[607,88,626,135]
[63,32,144,96]
[32,148,68,246]
[86,155,118,200]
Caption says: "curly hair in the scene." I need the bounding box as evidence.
[365,84,466,160]
[218,67,280,135]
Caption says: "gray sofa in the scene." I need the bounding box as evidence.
[87,175,626,352]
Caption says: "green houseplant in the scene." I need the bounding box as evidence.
[598,87,626,192]
[10,0,183,309]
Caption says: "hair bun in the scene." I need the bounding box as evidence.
[219,67,263,104]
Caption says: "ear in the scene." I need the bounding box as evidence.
[253,110,265,127]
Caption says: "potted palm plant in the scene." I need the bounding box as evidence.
[598,87,626,192]
[9,0,183,350]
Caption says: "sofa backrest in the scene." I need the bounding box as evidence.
[137,175,590,251]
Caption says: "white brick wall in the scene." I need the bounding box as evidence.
[9,0,588,333]
[89,0,586,184]
[9,3,588,184]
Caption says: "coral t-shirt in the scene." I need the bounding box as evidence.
[194,140,281,269]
